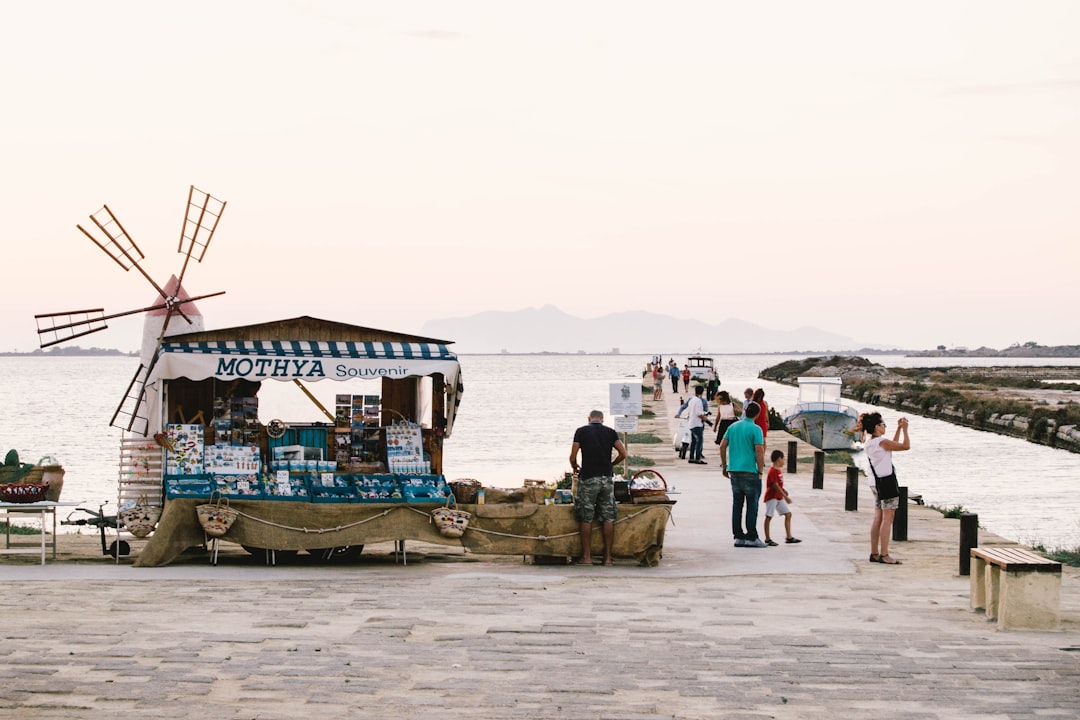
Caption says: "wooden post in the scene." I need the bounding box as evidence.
[812,451,824,489]
[787,440,798,474]
[845,466,859,511]
[959,513,979,576]
[892,486,908,541]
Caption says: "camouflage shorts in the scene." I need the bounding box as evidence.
[573,475,617,523]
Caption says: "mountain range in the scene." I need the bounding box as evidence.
[420,305,888,355]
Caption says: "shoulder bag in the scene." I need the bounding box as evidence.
[867,457,900,501]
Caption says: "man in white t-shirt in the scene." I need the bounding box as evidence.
[676,385,709,464]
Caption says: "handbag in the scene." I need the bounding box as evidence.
[430,496,471,538]
[196,493,239,538]
[867,458,900,500]
[118,495,162,538]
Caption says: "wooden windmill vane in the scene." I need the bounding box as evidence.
[35,186,227,435]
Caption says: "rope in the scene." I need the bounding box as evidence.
[231,506,400,534]
[227,503,674,541]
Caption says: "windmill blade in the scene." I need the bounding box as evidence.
[34,309,109,348]
[110,362,151,435]
[34,291,226,349]
[78,204,171,301]
[176,186,226,288]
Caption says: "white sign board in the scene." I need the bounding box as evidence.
[609,381,642,417]
[614,416,638,433]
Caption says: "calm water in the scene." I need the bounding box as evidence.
[3,354,1079,548]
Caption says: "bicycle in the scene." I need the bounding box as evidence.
[61,502,130,559]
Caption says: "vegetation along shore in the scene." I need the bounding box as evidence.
[760,356,1080,454]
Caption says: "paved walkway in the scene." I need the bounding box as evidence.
[2,382,1078,718]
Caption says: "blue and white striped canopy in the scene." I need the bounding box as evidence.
[158,339,456,361]
[147,339,463,434]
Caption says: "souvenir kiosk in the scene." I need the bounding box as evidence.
[134,316,670,567]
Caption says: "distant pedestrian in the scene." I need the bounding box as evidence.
[763,450,800,546]
[719,401,766,547]
[742,387,754,416]
[652,365,664,400]
[676,385,709,464]
[705,368,719,402]
[681,365,691,392]
[752,388,769,440]
[669,363,680,393]
[569,410,628,566]
[713,390,738,445]
[864,412,910,566]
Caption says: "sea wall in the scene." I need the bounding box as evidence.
[859,391,1080,454]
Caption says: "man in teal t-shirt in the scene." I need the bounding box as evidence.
[719,402,766,548]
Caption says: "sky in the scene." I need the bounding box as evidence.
[2,1,1078,354]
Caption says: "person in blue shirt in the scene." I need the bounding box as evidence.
[718,402,767,548]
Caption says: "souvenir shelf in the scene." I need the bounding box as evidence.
[118,434,164,508]
[339,394,383,465]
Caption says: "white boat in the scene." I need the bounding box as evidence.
[783,377,861,451]
[686,355,715,383]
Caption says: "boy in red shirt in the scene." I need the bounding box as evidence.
[764,449,801,546]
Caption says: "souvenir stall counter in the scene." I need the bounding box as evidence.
[135,498,673,567]
[127,317,672,567]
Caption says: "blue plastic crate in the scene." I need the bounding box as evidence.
[309,486,359,503]
[212,473,264,500]
[165,474,214,499]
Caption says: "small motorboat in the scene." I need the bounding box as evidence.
[783,377,860,450]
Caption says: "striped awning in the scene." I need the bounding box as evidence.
[146,339,463,435]
[158,340,456,360]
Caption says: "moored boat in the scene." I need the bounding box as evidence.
[686,355,715,383]
[783,377,860,450]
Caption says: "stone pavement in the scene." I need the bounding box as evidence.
[2,383,1078,718]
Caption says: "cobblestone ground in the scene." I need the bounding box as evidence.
[4,568,1079,720]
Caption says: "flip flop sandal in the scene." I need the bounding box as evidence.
[869,553,883,563]
[880,555,902,565]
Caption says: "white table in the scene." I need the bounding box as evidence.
[1,502,81,565]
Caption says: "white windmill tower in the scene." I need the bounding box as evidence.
[35,186,227,437]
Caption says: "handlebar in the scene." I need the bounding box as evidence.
[61,505,119,529]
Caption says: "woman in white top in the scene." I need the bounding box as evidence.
[713,390,738,445]
[862,411,910,565]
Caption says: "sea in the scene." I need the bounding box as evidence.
[3,354,1079,549]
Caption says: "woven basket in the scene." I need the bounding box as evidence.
[118,503,162,538]
[0,483,49,503]
[449,479,481,504]
[628,470,668,498]
[40,466,65,502]
[0,463,36,485]
[196,496,239,538]
[431,506,472,538]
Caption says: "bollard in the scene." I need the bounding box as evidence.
[787,440,798,474]
[812,451,824,489]
[892,486,908,541]
[959,513,979,576]
[845,466,859,511]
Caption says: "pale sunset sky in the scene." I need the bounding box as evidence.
[2,1,1078,353]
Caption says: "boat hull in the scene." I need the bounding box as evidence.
[784,407,860,451]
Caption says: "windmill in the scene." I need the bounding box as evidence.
[34,186,227,436]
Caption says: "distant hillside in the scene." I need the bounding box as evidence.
[909,343,1080,358]
[420,305,882,354]
[0,346,136,357]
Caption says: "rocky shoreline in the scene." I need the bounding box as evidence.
[760,356,1080,454]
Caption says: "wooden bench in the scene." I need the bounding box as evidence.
[970,546,1062,630]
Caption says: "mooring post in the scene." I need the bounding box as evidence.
[959,513,979,576]
[845,466,859,511]
[812,450,824,489]
[892,486,909,541]
[787,440,798,474]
